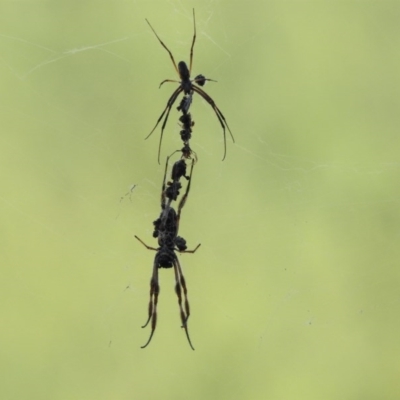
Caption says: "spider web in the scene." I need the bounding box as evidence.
[1,1,400,400]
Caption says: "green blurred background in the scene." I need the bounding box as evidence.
[1,1,399,399]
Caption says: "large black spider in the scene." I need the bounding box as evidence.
[145,9,234,163]
[135,156,200,349]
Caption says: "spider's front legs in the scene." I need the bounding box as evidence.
[176,159,195,225]
[145,18,180,77]
[141,263,160,349]
[173,258,195,350]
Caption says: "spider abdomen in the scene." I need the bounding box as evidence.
[156,248,175,268]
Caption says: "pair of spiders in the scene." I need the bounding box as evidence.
[136,9,232,349]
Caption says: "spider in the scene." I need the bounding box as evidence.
[145,9,234,163]
[135,156,200,349]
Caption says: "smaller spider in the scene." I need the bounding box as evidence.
[135,157,200,349]
[145,9,234,163]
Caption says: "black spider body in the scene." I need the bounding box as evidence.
[135,156,200,350]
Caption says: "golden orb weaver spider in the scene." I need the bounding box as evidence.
[145,9,234,163]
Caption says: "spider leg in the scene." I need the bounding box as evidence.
[193,85,233,139]
[180,243,201,254]
[173,257,195,350]
[193,85,234,160]
[134,235,158,251]
[161,155,170,209]
[145,86,182,140]
[145,19,180,77]
[176,159,195,225]
[141,261,160,349]
[141,272,158,329]
[189,8,196,74]
[145,87,183,163]
[159,79,180,88]
[193,75,217,85]
[173,257,188,322]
